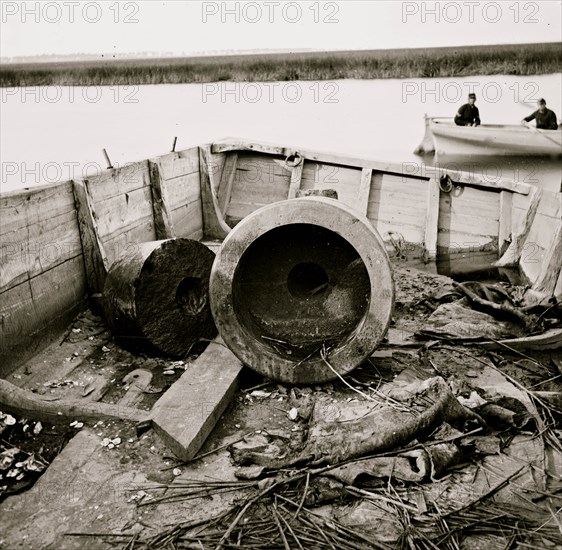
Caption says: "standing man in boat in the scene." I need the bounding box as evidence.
[521,98,559,130]
[454,93,481,126]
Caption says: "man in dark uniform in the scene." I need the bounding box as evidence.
[521,98,559,130]
[455,93,480,126]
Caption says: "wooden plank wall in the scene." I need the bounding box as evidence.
[153,147,203,240]
[301,161,431,253]
[80,160,156,267]
[519,189,561,286]
[224,153,505,262]
[0,147,204,375]
[0,182,86,374]
[437,185,500,253]
[300,161,362,208]
[511,192,530,241]
[225,153,291,225]
[367,172,429,246]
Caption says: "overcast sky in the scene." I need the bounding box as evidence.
[1,0,561,60]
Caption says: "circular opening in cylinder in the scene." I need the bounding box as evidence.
[287,262,329,299]
[176,276,206,315]
[231,223,371,361]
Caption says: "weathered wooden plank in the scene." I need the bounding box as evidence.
[151,338,243,461]
[86,160,150,203]
[369,219,426,245]
[0,257,86,374]
[148,159,175,239]
[0,209,82,294]
[439,187,500,237]
[95,185,156,243]
[211,139,530,195]
[439,210,499,238]
[0,379,147,424]
[367,173,428,243]
[73,179,109,294]
[498,190,513,254]
[226,202,267,226]
[170,200,204,239]
[164,171,201,211]
[287,159,305,200]
[424,178,440,261]
[300,161,341,190]
[356,168,372,214]
[521,191,561,287]
[199,146,231,240]
[156,147,200,180]
[370,173,429,200]
[212,140,285,155]
[512,192,529,211]
[217,153,238,214]
[226,154,291,223]
[0,279,33,343]
[230,168,290,200]
[234,154,290,191]
[438,185,500,252]
[535,189,561,218]
[313,165,362,208]
[102,217,156,266]
[480,328,562,352]
[496,187,543,267]
[0,181,76,237]
[532,220,562,296]
[29,257,86,329]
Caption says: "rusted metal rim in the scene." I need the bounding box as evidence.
[209,197,395,384]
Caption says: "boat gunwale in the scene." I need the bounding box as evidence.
[210,137,532,195]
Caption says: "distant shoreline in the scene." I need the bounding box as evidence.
[1,42,560,87]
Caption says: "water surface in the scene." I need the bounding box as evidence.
[1,73,560,192]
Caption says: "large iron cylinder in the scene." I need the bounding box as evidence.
[209,197,394,384]
[102,238,216,357]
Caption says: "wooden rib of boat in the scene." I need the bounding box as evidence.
[415,115,562,156]
[1,138,561,373]
[480,328,562,352]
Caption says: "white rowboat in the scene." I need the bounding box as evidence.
[415,116,562,156]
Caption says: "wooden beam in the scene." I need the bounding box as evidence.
[217,152,238,215]
[199,146,232,240]
[357,168,372,215]
[211,140,285,155]
[72,179,109,294]
[498,190,513,255]
[287,159,305,199]
[151,337,243,461]
[0,377,148,424]
[148,159,175,239]
[480,327,562,352]
[424,178,440,262]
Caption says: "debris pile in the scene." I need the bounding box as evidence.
[0,412,48,498]
[69,304,561,548]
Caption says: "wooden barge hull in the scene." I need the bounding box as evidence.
[1,139,560,374]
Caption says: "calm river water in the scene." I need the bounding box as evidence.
[1,73,561,192]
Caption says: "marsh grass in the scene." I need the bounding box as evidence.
[1,42,561,87]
